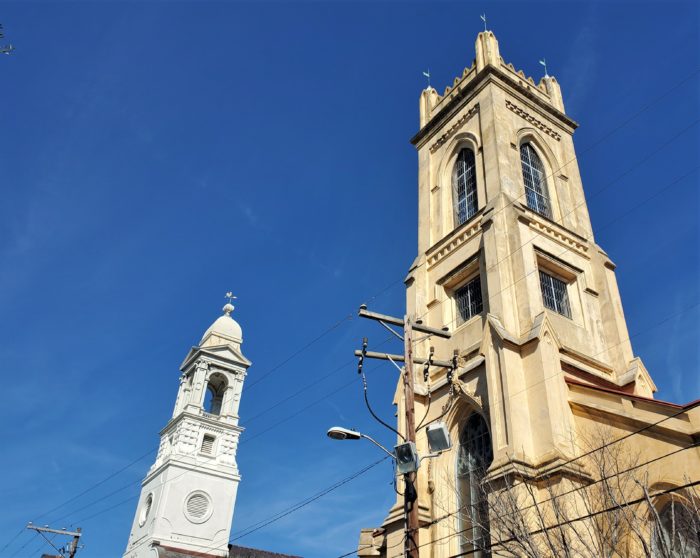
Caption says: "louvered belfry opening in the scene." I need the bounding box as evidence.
[201,434,215,455]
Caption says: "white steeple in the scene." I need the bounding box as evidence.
[123,299,251,558]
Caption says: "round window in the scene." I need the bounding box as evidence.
[138,493,153,527]
[184,491,213,523]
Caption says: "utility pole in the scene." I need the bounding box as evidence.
[356,306,452,558]
[402,315,419,557]
[26,524,82,558]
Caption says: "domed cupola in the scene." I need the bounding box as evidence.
[200,298,242,348]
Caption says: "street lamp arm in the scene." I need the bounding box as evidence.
[361,434,395,459]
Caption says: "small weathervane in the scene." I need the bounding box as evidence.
[225,292,237,304]
[422,69,431,88]
[480,13,487,32]
[539,58,549,77]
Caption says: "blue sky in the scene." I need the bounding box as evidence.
[0,2,698,557]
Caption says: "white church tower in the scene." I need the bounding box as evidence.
[123,299,250,558]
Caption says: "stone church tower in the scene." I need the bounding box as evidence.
[123,302,250,558]
[359,30,700,557]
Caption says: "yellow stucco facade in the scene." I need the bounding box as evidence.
[358,31,700,558]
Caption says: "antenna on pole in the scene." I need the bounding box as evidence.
[422,69,431,88]
[480,13,487,32]
[539,58,549,77]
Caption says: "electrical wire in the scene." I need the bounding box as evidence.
[18,172,698,556]
[407,125,699,353]
[445,480,700,558]
[230,457,389,541]
[362,367,405,441]
[6,532,38,558]
[422,439,700,535]
[53,353,395,528]
[2,62,696,558]
[31,188,697,552]
[122,456,391,558]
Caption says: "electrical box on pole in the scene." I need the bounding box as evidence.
[356,305,453,558]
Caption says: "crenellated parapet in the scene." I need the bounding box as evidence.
[419,31,566,130]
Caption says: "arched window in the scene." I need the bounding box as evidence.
[652,501,700,557]
[457,413,493,556]
[203,373,227,415]
[452,148,478,227]
[520,143,552,218]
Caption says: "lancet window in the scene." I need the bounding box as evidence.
[457,412,493,556]
[520,143,552,218]
[452,148,479,227]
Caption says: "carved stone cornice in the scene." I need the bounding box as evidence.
[485,453,592,485]
[426,219,482,269]
[506,99,561,141]
[516,205,589,259]
[428,104,479,153]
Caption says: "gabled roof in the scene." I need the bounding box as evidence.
[180,343,251,370]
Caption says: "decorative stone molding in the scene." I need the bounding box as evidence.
[428,104,479,153]
[427,220,481,269]
[453,378,483,409]
[517,208,589,259]
[506,100,561,141]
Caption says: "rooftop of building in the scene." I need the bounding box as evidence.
[152,543,302,558]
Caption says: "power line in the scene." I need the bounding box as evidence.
[421,439,700,538]
[446,480,700,558]
[43,342,400,531]
[6,532,38,558]
[409,124,699,343]
[14,148,692,553]
[230,457,390,541]
[2,58,696,558]
[386,445,699,558]
[4,298,402,548]
[18,190,698,555]
[37,277,700,545]
[123,456,391,558]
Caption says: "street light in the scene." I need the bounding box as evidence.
[326,426,396,459]
[327,426,361,441]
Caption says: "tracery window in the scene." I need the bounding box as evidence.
[457,413,493,556]
[652,501,700,557]
[520,143,552,218]
[453,148,478,227]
